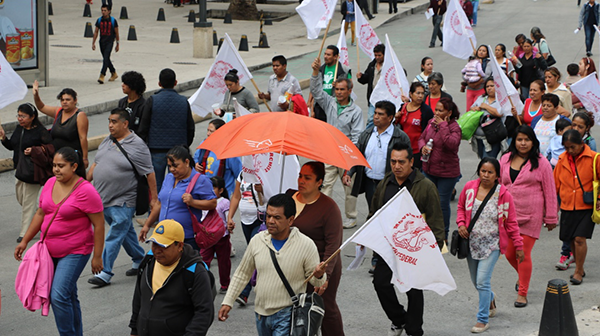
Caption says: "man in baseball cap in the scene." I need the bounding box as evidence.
[146,219,184,248]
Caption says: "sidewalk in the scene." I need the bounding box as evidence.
[0,0,429,134]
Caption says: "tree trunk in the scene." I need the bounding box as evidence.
[227,0,259,20]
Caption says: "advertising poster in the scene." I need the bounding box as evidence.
[0,0,38,70]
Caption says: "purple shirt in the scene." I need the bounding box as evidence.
[159,170,216,239]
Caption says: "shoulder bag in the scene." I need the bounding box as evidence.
[480,112,507,145]
[541,39,556,66]
[593,154,600,223]
[573,159,594,205]
[269,249,325,336]
[450,182,497,259]
[186,173,226,249]
[111,137,150,215]
[457,109,484,140]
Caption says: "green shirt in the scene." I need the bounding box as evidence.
[337,99,353,116]
[322,64,352,96]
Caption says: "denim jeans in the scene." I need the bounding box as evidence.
[430,15,443,46]
[366,103,375,130]
[467,249,500,324]
[472,0,479,25]
[256,306,292,336]
[241,219,263,298]
[51,253,91,336]
[423,173,460,239]
[96,205,145,283]
[151,151,168,194]
[585,24,596,53]
[475,138,501,159]
[99,41,115,76]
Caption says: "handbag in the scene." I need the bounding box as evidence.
[504,116,519,140]
[480,114,507,145]
[573,160,594,205]
[269,249,325,336]
[592,154,600,223]
[542,39,557,66]
[450,182,497,259]
[111,137,150,215]
[186,173,226,249]
[457,110,484,140]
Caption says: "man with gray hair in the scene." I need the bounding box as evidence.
[310,57,364,229]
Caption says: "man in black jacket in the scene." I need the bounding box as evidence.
[357,44,385,129]
[130,220,214,336]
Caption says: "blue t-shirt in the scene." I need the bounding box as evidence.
[271,238,288,251]
[158,170,216,239]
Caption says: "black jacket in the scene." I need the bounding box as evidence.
[348,124,410,197]
[130,244,214,336]
[1,125,52,184]
[357,59,379,102]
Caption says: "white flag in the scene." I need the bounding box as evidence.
[188,33,253,117]
[337,21,350,68]
[296,0,337,40]
[0,52,28,109]
[442,0,476,60]
[570,72,600,124]
[369,34,410,110]
[347,188,456,295]
[486,45,524,116]
[355,2,381,60]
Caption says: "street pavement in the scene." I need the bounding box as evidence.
[1,0,600,335]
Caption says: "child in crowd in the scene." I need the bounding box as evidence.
[200,176,231,294]
[461,56,486,92]
[546,118,571,167]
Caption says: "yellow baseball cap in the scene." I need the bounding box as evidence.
[146,220,185,247]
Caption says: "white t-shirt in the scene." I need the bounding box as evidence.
[237,173,266,225]
[534,115,560,154]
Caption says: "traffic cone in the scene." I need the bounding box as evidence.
[213,30,218,46]
[48,2,54,16]
[224,13,232,24]
[170,28,180,43]
[127,25,137,41]
[238,35,249,51]
[157,8,166,21]
[48,20,54,35]
[258,32,269,48]
[538,279,579,336]
[217,37,224,53]
[188,10,196,22]
[120,6,129,20]
[84,22,94,38]
[83,3,92,17]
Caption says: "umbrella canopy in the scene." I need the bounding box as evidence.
[198,112,370,170]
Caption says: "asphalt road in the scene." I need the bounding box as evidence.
[1,1,600,335]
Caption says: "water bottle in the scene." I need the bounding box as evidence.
[508,51,522,69]
[421,139,434,163]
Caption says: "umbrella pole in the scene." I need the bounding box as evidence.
[278,152,286,193]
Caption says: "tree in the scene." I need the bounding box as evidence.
[227,0,259,20]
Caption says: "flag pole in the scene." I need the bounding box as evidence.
[507,96,522,125]
[250,78,272,112]
[356,40,361,73]
[303,188,409,284]
[334,60,339,80]
[469,37,476,53]
[318,19,333,59]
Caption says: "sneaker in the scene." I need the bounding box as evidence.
[567,253,575,265]
[125,268,139,276]
[556,254,570,270]
[236,295,248,306]
[219,286,228,294]
[388,323,404,336]
[343,218,357,229]
[88,276,110,288]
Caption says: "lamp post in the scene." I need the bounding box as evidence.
[194,0,212,28]
[193,0,213,58]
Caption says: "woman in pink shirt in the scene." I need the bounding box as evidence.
[15,147,105,336]
[499,126,557,308]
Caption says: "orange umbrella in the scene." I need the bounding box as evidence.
[197,112,370,170]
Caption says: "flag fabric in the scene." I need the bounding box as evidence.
[337,21,350,68]
[188,33,253,117]
[296,0,337,40]
[355,2,381,60]
[236,100,300,200]
[369,34,410,110]
[570,72,600,124]
[346,188,456,295]
[442,0,476,60]
[486,45,524,116]
[0,52,28,109]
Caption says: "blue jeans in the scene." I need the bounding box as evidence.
[472,0,479,25]
[476,138,501,159]
[51,253,91,336]
[366,104,375,130]
[423,173,460,239]
[585,24,596,53]
[256,306,292,336]
[97,205,145,283]
[467,249,500,324]
[151,151,168,194]
[241,218,263,298]
[430,14,443,46]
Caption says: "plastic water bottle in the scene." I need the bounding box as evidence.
[421,139,434,163]
[508,51,522,69]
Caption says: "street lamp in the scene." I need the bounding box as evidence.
[194,0,212,28]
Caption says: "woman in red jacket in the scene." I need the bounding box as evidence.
[418,97,462,241]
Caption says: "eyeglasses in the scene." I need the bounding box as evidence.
[16,114,29,119]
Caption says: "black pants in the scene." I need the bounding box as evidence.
[388,0,397,13]
[100,40,115,75]
[373,254,424,336]
[363,176,380,213]
[357,0,374,19]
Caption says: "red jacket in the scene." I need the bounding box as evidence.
[418,119,462,178]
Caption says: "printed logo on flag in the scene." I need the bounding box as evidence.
[359,25,379,51]
[242,153,274,184]
[319,0,332,21]
[205,60,246,95]
[389,213,437,262]
[581,90,600,113]
[450,11,463,36]
[244,139,273,150]
[384,67,400,98]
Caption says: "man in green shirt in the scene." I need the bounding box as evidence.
[311,45,352,122]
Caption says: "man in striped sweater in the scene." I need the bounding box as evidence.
[218,194,326,335]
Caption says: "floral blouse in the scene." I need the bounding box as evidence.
[469,185,500,260]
